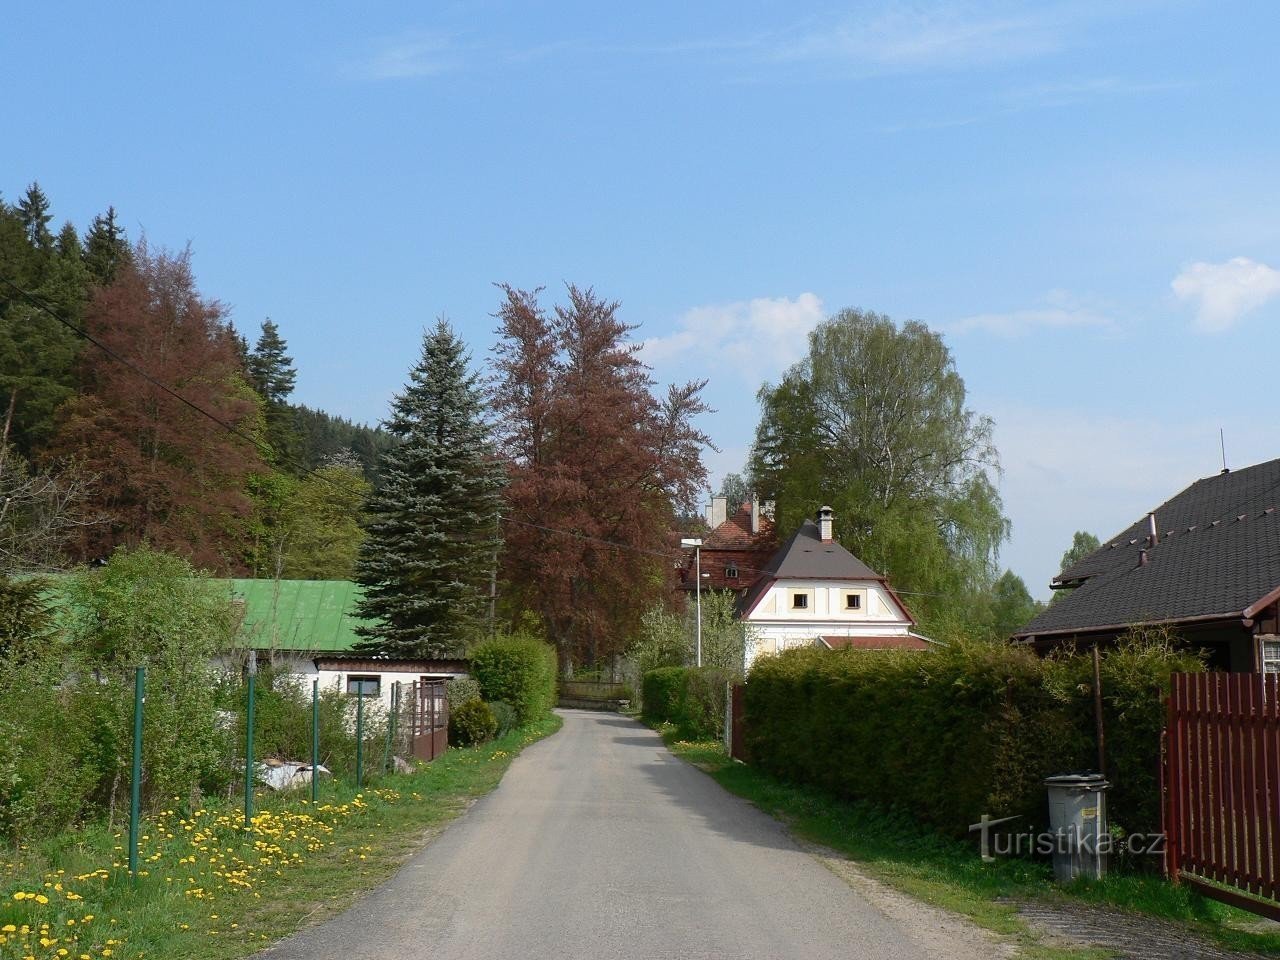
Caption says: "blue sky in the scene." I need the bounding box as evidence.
[6,1,1279,596]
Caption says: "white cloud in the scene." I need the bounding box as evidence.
[1172,257,1280,333]
[349,32,461,80]
[640,293,825,383]
[776,7,1062,71]
[950,291,1118,337]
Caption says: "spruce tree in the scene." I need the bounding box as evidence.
[248,318,296,403]
[16,183,52,250]
[83,206,131,285]
[354,320,505,658]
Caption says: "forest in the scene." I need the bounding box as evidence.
[0,181,391,580]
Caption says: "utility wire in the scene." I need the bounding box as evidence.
[2,276,992,602]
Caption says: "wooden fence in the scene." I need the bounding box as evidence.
[1165,671,1280,919]
[406,679,449,762]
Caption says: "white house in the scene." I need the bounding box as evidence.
[737,506,934,669]
[224,579,469,715]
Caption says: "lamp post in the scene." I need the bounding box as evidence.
[681,538,704,667]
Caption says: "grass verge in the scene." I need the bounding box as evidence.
[0,715,562,960]
[658,730,1280,959]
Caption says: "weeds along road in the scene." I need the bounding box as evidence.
[263,710,988,960]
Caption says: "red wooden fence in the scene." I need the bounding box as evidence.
[1165,671,1280,919]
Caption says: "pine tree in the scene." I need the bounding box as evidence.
[354,320,505,657]
[82,206,131,285]
[247,318,296,403]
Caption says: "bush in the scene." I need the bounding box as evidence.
[641,666,730,740]
[449,699,497,746]
[469,632,557,724]
[488,701,518,738]
[744,636,1201,839]
[445,676,482,709]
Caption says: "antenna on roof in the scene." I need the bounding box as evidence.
[1220,428,1230,474]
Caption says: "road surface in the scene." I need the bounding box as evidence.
[264,710,983,960]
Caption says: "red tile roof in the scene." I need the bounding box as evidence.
[819,635,932,651]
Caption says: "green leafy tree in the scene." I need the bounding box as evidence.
[1060,530,1101,573]
[280,453,370,580]
[0,574,52,660]
[719,472,750,510]
[986,569,1041,638]
[354,320,505,657]
[749,308,1006,619]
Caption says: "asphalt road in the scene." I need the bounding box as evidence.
[264,710,943,960]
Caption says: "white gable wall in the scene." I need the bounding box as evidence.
[743,578,913,669]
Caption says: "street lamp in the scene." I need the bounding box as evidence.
[680,538,704,668]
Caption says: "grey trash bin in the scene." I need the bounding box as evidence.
[1044,773,1109,881]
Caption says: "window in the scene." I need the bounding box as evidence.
[1263,639,1280,674]
[791,592,808,609]
[725,564,739,579]
[846,594,862,610]
[346,674,381,697]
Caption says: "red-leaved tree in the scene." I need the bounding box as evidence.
[49,241,264,571]
[492,284,711,667]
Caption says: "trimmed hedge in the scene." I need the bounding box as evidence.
[641,666,730,740]
[469,633,557,725]
[744,637,1200,840]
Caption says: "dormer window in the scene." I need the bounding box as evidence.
[725,564,739,579]
[846,594,861,610]
[792,593,808,609]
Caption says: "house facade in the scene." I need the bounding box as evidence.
[1012,456,1280,673]
[225,578,470,713]
[676,495,777,597]
[736,506,928,670]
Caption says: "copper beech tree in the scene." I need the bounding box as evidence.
[50,242,265,570]
[492,284,711,668]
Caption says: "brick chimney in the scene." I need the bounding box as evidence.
[818,505,834,542]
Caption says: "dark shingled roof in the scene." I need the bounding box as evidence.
[763,519,883,580]
[736,519,887,617]
[1016,457,1280,639]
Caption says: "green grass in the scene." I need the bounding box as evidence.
[659,731,1280,958]
[0,715,561,960]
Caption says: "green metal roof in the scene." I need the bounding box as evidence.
[229,579,373,653]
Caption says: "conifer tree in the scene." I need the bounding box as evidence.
[82,206,131,285]
[16,183,52,250]
[248,318,296,403]
[354,320,504,657]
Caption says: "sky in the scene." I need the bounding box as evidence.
[4,1,1279,597]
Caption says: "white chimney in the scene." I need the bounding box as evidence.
[818,505,834,542]
[710,496,728,529]
[751,494,760,535]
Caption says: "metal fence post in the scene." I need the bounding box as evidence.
[356,688,365,788]
[244,650,256,830]
[128,667,145,881]
[311,678,320,804]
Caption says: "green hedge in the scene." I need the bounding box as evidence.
[641,666,730,740]
[744,637,1200,839]
[449,699,498,746]
[469,633,557,725]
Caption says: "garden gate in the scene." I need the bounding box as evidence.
[1164,671,1280,919]
[407,679,449,762]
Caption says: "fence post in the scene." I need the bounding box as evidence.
[390,681,400,761]
[244,650,256,830]
[128,667,145,882]
[356,688,365,788]
[311,678,320,804]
